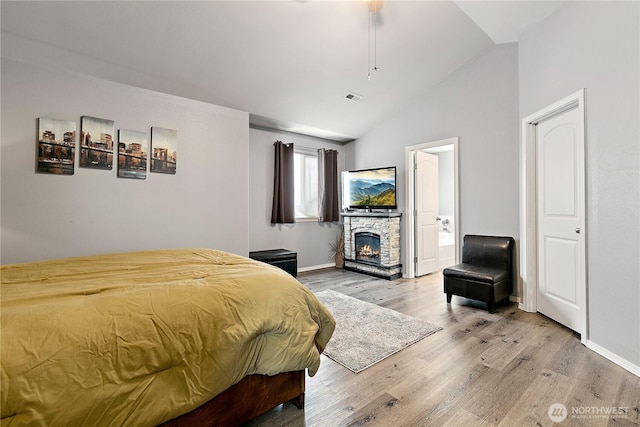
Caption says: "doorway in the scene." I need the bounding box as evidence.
[520,89,587,344]
[404,137,460,279]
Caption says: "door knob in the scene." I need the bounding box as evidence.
[575,228,581,234]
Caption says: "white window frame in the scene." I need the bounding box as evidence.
[294,147,319,221]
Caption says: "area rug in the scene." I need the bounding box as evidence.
[315,289,442,373]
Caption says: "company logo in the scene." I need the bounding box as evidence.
[548,403,568,422]
[571,406,629,419]
[547,403,629,422]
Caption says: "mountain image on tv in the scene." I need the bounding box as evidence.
[349,168,396,207]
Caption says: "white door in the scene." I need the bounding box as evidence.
[536,107,585,334]
[415,151,439,276]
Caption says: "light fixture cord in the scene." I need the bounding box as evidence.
[368,7,371,80]
[374,7,378,72]
[368,3,379,80]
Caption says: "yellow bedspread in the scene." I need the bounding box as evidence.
[0,248,335,426]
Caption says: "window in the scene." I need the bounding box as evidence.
[294,149,318,219]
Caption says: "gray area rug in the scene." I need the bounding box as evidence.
[315,289,443,373]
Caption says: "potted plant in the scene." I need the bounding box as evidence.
[330,227,345,269]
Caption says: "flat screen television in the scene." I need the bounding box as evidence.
[343,166,397,210]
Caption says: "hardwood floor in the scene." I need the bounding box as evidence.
[246,269,639,427]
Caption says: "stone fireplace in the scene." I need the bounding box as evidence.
[342,212,402,280]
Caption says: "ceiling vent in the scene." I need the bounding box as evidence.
[345,92,363,103]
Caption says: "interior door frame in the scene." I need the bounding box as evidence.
[404,137,460,279]
[520,88,587,344]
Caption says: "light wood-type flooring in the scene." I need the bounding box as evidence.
[246,268,639,427]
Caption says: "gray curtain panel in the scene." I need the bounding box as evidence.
[318,148,340,222]
[271,141,295,224]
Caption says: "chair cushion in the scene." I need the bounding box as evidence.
[443,263,509,284]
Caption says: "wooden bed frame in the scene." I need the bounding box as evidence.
[160,370,305,427]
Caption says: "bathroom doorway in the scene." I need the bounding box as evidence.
[404,137,459,278]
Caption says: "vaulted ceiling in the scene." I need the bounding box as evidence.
[1,1,567,142]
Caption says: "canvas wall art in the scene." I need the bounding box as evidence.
[118,129,147,179]
[80,116,114,170]
[150,127,177,174]
[37,117,76,175]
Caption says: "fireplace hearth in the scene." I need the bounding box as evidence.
[342,212,402,280]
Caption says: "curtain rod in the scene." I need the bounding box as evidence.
[273,141,338,154]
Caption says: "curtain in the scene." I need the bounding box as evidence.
[271,141,295,224]
[318,148,340,222]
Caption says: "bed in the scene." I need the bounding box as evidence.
[0,248,335,426]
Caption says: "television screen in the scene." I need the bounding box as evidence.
[345,167,397,209]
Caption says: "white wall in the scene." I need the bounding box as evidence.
[437,150,455,217]
[1,58,250,264]
[249,127,345,269]
[520,1,639,369]
[351,43,520,269]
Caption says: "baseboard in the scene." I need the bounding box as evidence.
[509,295,521,304]
[298,263,335,273]
[586,340,640,377]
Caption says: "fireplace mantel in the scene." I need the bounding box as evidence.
[341,211,402,218]
[341,212,402,280]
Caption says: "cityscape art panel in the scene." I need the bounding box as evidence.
[118,129,147,179]
[80,116,115,170]
[37,117,76,175]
